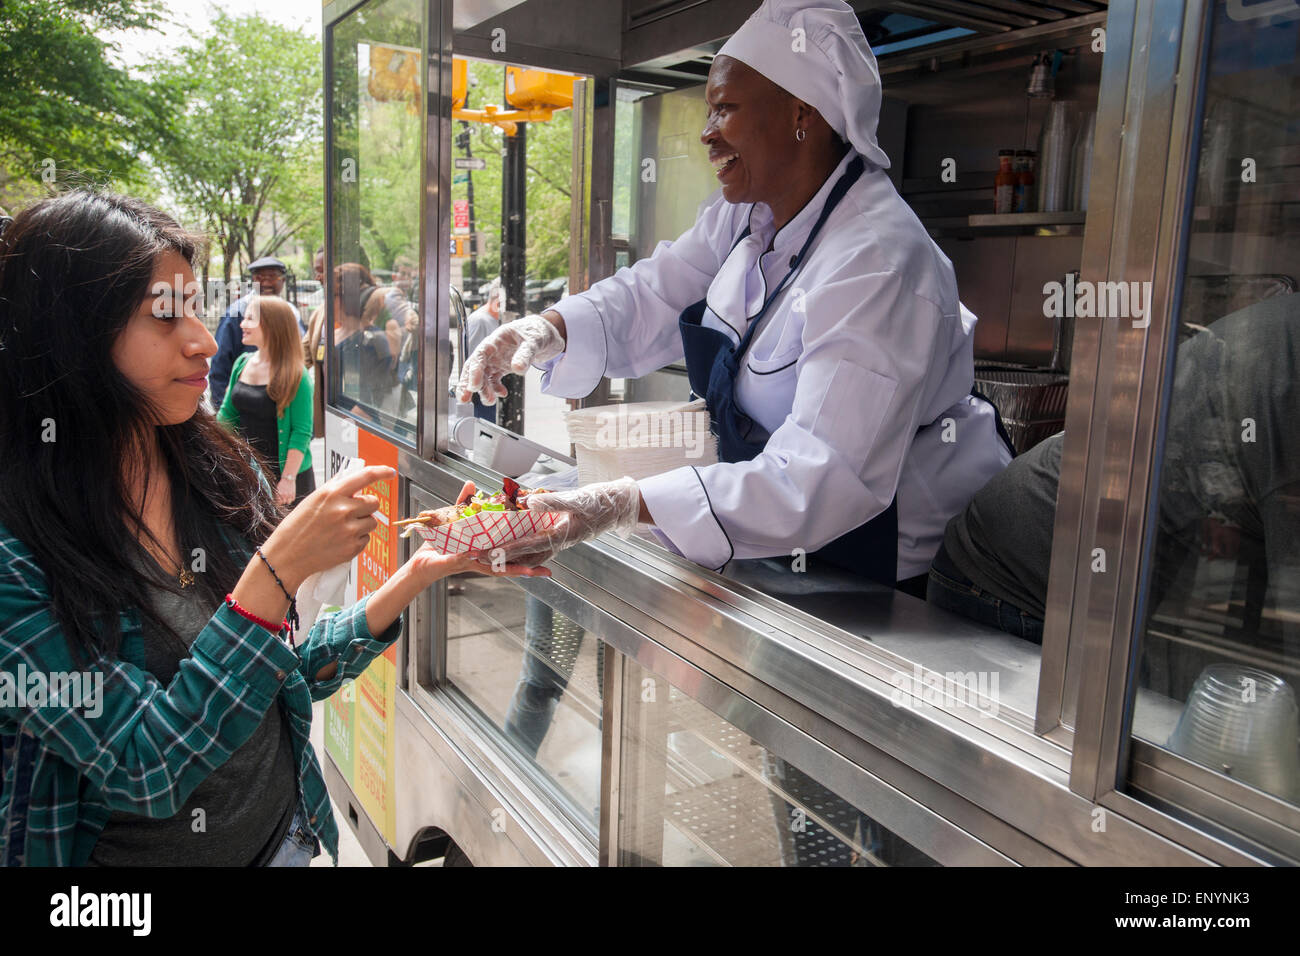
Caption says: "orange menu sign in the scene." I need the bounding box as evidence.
[350,428,399,843]
[356,428,399,605]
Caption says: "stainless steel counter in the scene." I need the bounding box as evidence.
[396,446,1250,865]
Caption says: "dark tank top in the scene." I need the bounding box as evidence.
[230,380,281,480]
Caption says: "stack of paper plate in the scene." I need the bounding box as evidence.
[565,399,717,484]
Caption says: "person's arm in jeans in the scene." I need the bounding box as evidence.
[209,313,239,409]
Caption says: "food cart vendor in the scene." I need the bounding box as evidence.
[457,0,1012,593]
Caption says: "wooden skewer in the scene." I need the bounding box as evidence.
[393,515,436,528]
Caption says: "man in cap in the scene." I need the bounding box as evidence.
[210,255,305,408]
[460,0,1010,592]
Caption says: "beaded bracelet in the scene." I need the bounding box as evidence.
[255,545,300,637]
[225,594,290,640]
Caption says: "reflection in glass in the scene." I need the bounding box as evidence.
[444,576,601,831]
[1132,2,1300,806]
[446,58,576,458]
[619,665,935,866]
[503,594,604,758]
[329,0,422,440]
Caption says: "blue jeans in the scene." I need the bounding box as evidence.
[926,545,1045,644]
[761,752,936,866]
[503,596,603,758]
[472,393,497,423]
[264,807,318,867]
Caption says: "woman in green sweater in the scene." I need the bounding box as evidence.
[218,295,315,507]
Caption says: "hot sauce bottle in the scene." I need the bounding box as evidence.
[995,149,1016,214]
[1015,149,1036,213]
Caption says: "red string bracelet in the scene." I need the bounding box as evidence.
[225,594,293,646]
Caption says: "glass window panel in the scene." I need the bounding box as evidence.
[443,574,602,835]
[612,84,656,241]
[1130,2,1300,808]
[618,661,936,866]
[445,52,585,466]
[328,0,422,442]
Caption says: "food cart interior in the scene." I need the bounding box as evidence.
[320,0,1300,865]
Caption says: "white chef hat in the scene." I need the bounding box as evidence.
[717,0,890,169]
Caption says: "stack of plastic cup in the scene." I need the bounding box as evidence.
[1166,663,1300,802]
[565,399,718,485]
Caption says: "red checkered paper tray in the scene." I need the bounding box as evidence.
[394,479,559,554]
[400,508,558,554]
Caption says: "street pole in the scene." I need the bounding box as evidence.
[460,89,479,293]
[499,119,527,434]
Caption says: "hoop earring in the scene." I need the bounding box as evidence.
[795,128,806,142]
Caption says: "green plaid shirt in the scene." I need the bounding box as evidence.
[0,524,402,866]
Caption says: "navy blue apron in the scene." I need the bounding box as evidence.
[679,157,1019,585]
[677,155,902,585]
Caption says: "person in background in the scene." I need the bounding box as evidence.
[332,262,397,420]
[391,254,421,417]
[0,190,547,867]
[210,255,304,409]
[217,295,316,508]
[931,292,1300,680]
[463,276,502,423]
[362,268,414,365]
[304,247,327,439]
[927,432,1059,644]
[392,253,418,304]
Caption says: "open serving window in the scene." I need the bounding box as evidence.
[321,0,1298,867]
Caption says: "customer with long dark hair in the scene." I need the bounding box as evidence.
[218,294,316,507]
[0,191,545,866]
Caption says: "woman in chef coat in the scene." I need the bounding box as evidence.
[458,0,1012,594]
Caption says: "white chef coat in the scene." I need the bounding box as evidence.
[539,149,1011,578]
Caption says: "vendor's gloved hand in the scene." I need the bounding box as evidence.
[485,477,642,567]
[456,314,565,406]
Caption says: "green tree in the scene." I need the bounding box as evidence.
[524,105,574,280]
[0,0,166,205]
[357,99,422,273]
[147,11,323,286]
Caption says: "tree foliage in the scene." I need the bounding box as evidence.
[146,11,323,284]
[0,0,166,205]
[451,60,577,287]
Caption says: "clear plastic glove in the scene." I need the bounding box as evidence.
[456,314,565,406]
[484,477,642,567]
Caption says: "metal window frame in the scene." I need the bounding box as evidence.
[1064,0,1209,797]
[321,0,429,450]
[1036,0,1200,753]
[1031,4,1143,749]
[1051,0,1300,862]
[424,0,454,459]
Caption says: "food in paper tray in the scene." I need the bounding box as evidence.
[394,477,557,554]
